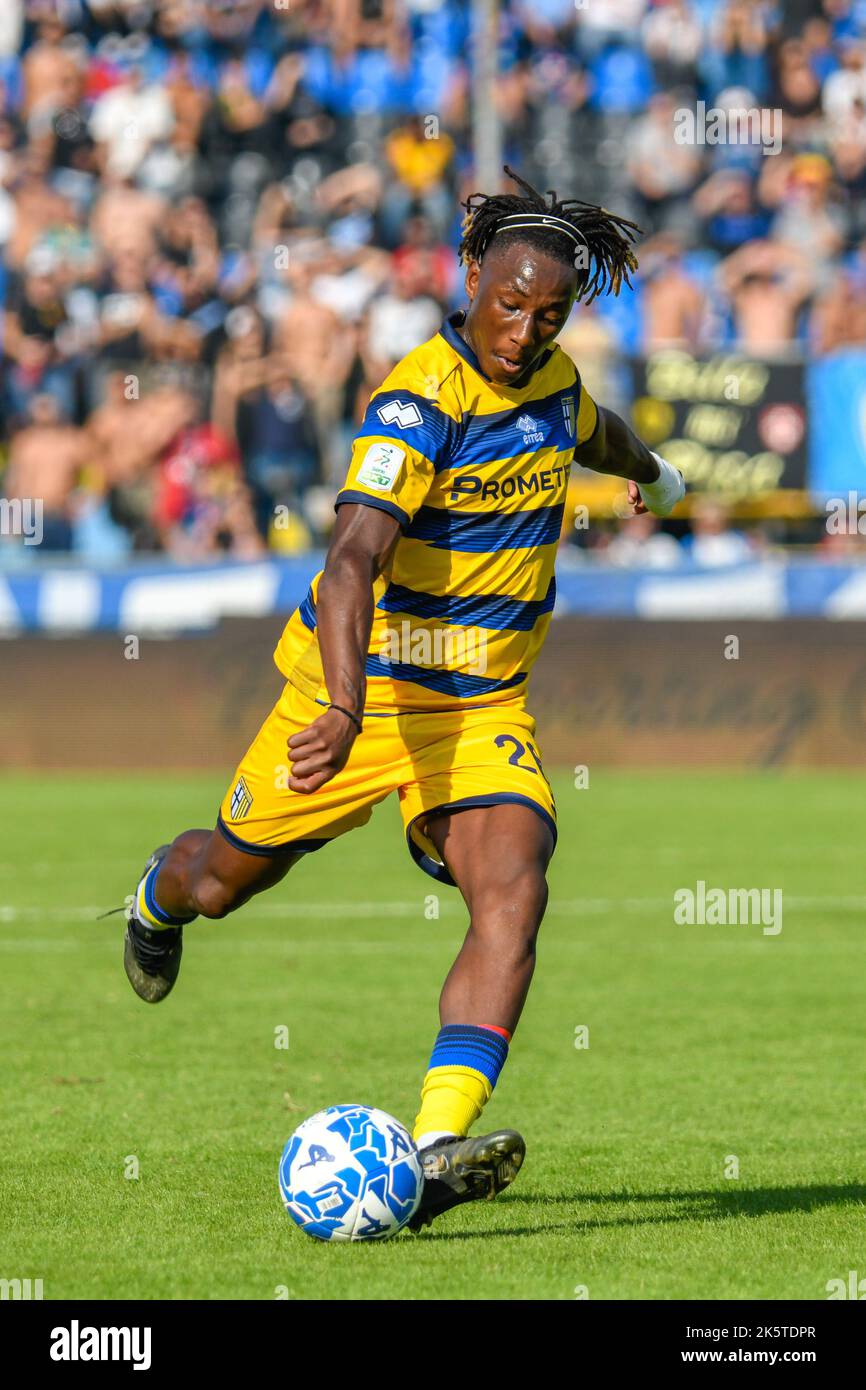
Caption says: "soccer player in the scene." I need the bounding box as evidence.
[121,168,684,1231]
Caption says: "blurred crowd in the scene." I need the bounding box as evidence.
[0,0,865,559]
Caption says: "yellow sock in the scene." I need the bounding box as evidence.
[413,1065,492,1142]
[413,1024,511,1145]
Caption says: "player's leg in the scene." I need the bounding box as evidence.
[142,827,301,921]
[125,831,301,1003]
[122,679,392,1003]
[408,801,554,1228]
[426,801,552,1033]
[124,681,314,1003]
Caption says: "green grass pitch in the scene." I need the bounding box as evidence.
[1,768,864,1300]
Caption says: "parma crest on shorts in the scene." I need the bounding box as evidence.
[230,776,253,820]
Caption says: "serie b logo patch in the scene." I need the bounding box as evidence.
[356,441,405,492]
[562,395,576,438]
[231,776,253,820]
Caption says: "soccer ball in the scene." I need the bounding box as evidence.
[279,1104,424,1241]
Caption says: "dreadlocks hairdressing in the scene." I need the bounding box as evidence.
[458,165,642,304]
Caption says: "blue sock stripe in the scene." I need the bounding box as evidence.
[433,1031,506,1055]
[432,1029,507,1061]
[143,864,195,927]
[437,1026,506,1046]
[428,1024,509,1087]
[427,1040,509,1084]
[434,1037,504,1065]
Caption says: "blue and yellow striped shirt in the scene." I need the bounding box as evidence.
[275,310,599,712]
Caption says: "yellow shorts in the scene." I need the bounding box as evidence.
[217,682,557,886]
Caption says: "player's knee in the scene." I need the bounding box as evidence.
[471,867,548,947]
[190,873,239,920]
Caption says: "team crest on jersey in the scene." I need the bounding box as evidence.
[376,399,423,429]
[516,413,545,444]
[231,777,253,820]
[562,395,575,438]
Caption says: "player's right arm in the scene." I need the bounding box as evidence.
[287,502,401,794]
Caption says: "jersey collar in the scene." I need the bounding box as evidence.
[439,310,553,387]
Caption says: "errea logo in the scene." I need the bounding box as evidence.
[377,399,422,429]
[516,413,545,444]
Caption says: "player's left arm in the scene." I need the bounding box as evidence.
[287,376,441,791]
[574,399,685,518]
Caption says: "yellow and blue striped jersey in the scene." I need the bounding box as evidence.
[274,310,599,713]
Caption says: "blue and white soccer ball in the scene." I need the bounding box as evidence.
[279,1104,424,1241]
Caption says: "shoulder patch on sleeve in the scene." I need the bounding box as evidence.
[356,441,406,492]
[376,398,423,429]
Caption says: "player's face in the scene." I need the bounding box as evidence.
[463,246,577,387]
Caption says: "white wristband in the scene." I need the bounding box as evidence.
[637,454,685,517]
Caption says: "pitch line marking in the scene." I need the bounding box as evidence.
[3,895,866,925]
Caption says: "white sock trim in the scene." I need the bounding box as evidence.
[415,1130,457,1151]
